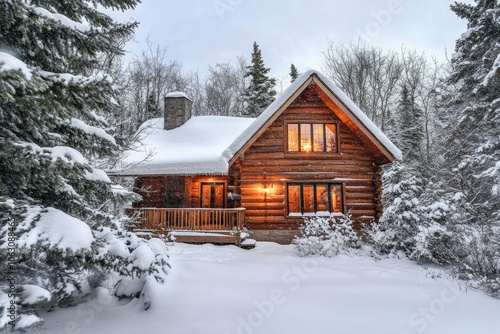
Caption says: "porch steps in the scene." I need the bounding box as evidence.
[168,231,240,245]
[167,230,256,248]
[241,238,257,249]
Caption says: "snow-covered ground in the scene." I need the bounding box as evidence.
[30,242,499,334]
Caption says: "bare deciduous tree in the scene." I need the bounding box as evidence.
[323,42,445,164]
[399,48,443,163]
[203,56,247,116]
[322,42,401,131]
[124,38,189,129]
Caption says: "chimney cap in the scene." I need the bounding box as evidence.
[165,91,191,100]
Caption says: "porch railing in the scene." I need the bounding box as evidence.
[125,207,245,232]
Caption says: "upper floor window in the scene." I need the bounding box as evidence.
[287,123,338,153]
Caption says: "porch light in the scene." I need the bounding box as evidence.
[263,183,274,194]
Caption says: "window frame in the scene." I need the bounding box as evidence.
[285,121,339,155]
[286,182,345,216]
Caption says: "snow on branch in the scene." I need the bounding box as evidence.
[29,6,91,33]
[85,167,111,183]
[0,52,32,80]
[478,52,500,91]
[17,207,94,252]
[39,70,113,86]
[71,118,116,145]
[15,142,89,165]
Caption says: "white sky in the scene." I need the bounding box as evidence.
[109,0,473,79]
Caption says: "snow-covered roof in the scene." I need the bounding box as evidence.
[116,70,400,176]
[223,70,402,164]
[117,116,255,175]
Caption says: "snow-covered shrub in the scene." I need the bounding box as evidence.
[0,200,170,331]
[451,223,500,298]
[294,213,360,257]
[364,199,458,264]
[364,162,459,264]
[411,221,454,264]
[95,227,170,298]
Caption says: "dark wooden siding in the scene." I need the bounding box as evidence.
[133,175,189,208]
[230,83,382,230]
[133,176,167,208]
[133,175,230,209]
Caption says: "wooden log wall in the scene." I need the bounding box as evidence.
[133,175,189,208]
[133,176,167,208]
[229,82,383,230]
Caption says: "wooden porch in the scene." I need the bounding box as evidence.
[125,207,251,246]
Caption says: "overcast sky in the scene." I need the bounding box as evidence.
[110,0,474,80]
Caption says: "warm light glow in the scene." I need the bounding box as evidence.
[302,142,312,153]
[262,183,274,194]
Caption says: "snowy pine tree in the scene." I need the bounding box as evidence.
[441,0,500,224]
[436,0,500,294]
[397,85,424,162]
[242,42,276,117]
[0,1,169,330]
[370,162,425,255]
[289,64,300,83]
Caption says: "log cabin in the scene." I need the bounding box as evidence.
[117,70,401,245]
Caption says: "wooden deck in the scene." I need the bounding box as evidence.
[125,207,248,246]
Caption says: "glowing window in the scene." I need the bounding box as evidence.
[287,123,338,153]
[287,183,343,215]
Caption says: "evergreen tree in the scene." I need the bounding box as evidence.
[242,42,276,117]
[416,0,500,295]
[397,85,424,162]
[0,1,169,330]
[290,63,300,82]
[442,0,500,223]
[375,162,425,255]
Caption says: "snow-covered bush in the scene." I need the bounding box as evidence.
[95,227,170,298]
[364,197,458,265]
[451,223,500,298]
[364,162,459,265]
[0,200,170,331]
[294,213,360,257]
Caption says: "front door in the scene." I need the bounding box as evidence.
[200,182,225,228]
[201,182,225,208]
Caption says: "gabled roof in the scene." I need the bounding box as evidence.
[115,70,401,176]
[222,69,402,165]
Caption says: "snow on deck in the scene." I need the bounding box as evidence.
[118,116,255,175]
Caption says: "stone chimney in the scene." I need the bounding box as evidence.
[164,92,192,130]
